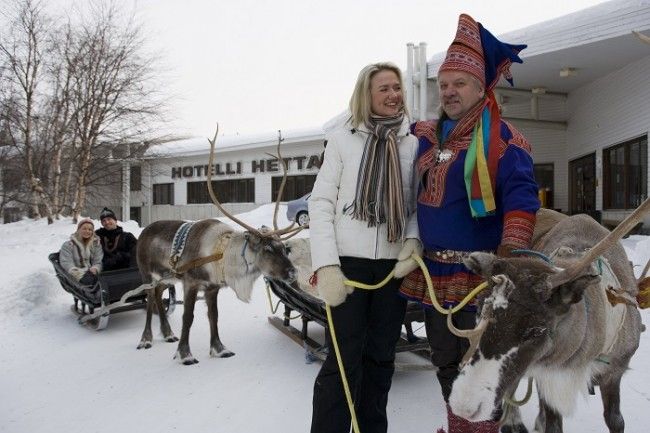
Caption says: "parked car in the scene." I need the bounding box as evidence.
[286,193,310,226]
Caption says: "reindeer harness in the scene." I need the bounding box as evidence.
[169,222,232,277]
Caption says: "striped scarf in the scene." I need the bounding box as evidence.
[350,113,406,242]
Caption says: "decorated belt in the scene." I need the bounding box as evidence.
[423,249,494,264]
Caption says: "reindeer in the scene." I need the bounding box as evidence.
[447,199,648,433]
[136,127,302,364]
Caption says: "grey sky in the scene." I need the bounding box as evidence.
[51,0,611,138]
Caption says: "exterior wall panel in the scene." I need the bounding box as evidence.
[567,55,650,220]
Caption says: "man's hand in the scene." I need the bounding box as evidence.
[496,244,516,258]
[393,238,423,278]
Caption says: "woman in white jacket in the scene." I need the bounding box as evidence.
[59,218,103,287]
[309,62,421,433]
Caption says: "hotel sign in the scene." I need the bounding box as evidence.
[171,155,322,179]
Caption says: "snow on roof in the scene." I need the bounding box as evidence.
[427,0,650,74]
[145,126,325,158]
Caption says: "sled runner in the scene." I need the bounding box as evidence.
[49,252,177,330]
[265,277,433,371]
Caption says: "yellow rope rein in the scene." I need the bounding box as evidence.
[267,253,527,433]
[264,279,302,319]
[326,253,488,433]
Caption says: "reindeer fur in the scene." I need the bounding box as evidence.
[284,237,317,296]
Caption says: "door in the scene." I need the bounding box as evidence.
[569,153,596,215]
[130,206,141,225]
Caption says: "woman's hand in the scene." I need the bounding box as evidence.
[392,238,423,278]
[316,265,353,307]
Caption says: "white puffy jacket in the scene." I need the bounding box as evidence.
[309,118,419,271]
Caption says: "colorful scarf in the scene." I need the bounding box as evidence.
[464,92,501,217]
[350,113,406,242]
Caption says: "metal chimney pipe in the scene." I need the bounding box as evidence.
[418,42,428,120]
[406,43,414,117]
[413,45,421,120]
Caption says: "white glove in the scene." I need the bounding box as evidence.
[393,238,423,279]
[316,265,353,307]
[69,267,84,281]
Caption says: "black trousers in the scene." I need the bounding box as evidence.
[424,308,476,402]
[310,257,407,433]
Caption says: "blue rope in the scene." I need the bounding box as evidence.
[511,249,552,263]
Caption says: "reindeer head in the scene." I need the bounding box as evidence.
[448,253,601,421]
[243,227,296,283]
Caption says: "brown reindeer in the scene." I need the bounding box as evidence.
[447,198,649,433]
[136,127,302,364]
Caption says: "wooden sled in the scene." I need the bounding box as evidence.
[49,252,177,330]
[265,277,433,371]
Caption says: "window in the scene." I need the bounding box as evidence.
[533,163,554,209]
[130,206,141,225]
[130,166,141,191]
[187,179,255,204]
[153,183,174,205]
[603,136,647,209]
[271,175,317,201]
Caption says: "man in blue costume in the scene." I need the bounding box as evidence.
[396,14,540,433]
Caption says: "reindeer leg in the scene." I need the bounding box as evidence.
[137,288,155,349]
[205,286,235,358]
[600,374,624,433]
[539,398,563,433]
[154,283,177,343]
[174,284,199,365]
[534,399,546,433]
[500,405,529,433]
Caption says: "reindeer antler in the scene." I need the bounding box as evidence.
[265,130,306,239]
[207,125,260,233]
[271,130,289,231]
[207,125,305,238]
[549,197,650,287]
[633,30,650,45]
[447,303,492,367]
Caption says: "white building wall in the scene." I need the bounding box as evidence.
[142,139,324,225]
[567,55,650,222]
[509,124,568,211]
[503,97,568,123]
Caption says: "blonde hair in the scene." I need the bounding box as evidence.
[349,62,409,128]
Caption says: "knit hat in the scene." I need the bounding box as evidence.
[438,14,527,91]
[99,207,117,221]
[77,218,94,230]
[439,14,485,87]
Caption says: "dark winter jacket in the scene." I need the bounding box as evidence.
[95,226,137,271]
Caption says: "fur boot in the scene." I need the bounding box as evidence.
[445,404,473,433]
[471,419,501,433]
[443,404,500,433]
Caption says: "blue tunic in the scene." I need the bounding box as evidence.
[400,119,540,308]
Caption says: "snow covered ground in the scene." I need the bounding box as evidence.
[0,205,648,433]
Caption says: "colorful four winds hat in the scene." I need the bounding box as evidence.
[438,13,526,91]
